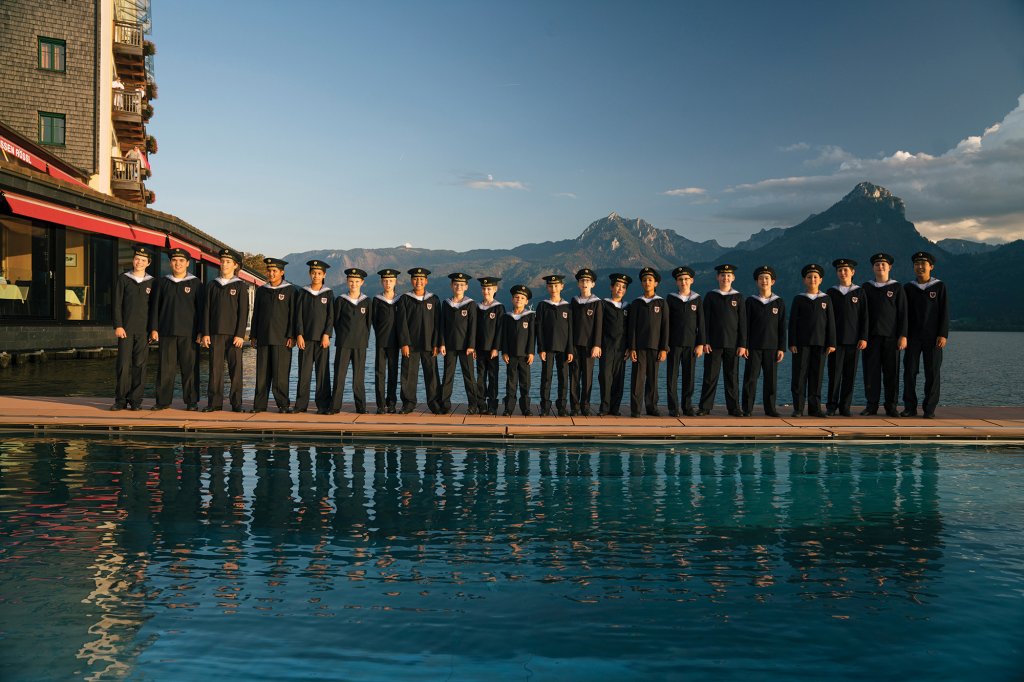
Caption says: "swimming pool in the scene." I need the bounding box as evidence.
[1,436,1021,680]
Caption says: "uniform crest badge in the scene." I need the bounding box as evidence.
[522,321,528,329]
[562,311,568,319]
[426,303,433,310]
[489,312,496,319]
[887,291,894,298]
[654,306,660,313]
[146,287,152,294]
[278,293,285,301]
[360,307,367,314]
[586,309,593,316]
[851,296,858,303]
[731,300,737,307]
[184,287,191,294]
[772,307,778,314]
[821,301,827,309]
[690,304,697,311]
[461,309,468,317]
[929,291,937,299]
[320,297,328,304]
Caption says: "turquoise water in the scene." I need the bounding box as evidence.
[1,437,1022,680]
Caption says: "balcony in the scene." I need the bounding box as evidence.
[113,21,145,84]
[112,87,145,148]
[110,158,145,204]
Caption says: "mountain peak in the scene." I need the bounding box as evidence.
[607,211,620,220]
[841,182,905,214]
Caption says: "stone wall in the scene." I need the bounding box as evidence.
[0,323,113,352]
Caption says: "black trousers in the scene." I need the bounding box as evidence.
[504,356,532,415]
[441,349,477,411]
[791,345,827,414]
[401,350,441,412]
[903,337,942,415]
[863,335,900,411]
[827,344,860,414]
[295,343,331,412]
[699,347,739,413]
[540,351,569,411]
[630,349,662,415]
[598,350,626,415]
[374,346,399,410]
[475,352,500,412]
[666,345,697,415]
[569,345,596,411]
[253,345,291,411]
[742,348,778,414]
[331,346,366,412]
[155,335,198,407]
[207,334,243,410]
[115,331,149,408]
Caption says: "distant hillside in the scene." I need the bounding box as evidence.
[285,182,1023,330]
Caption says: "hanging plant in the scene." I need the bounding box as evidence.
[145,81,158,100]
[141,103,154,121]
[145,135,158,154]
[143,40,156,56]
[145,189,156,204]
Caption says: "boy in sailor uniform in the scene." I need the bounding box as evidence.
[250,257,296,413]
[474,276,504,415]
[627,267,669,417]
[294,260,334,414]
[200,248,250,413]
[329,268,371,414]
[826,258,868,416]
[112,243,155,411]
[788,264,836,417]
[149,247,203,411]
[598,273,631,416]
[501,284,535,416]
[698,264,748,416]
[536,275,574,416]
[372,268,401,414]
[439,272,478,413]
[397,267,443,414]
[569,268,603,416]
[666,266,705,417]
[742,265,785,417]
[901,251,949,418]
[860,252,907,417]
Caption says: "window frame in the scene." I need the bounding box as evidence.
[38,112,66,147]
[38,37,67,73]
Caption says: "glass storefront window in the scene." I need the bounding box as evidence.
[64,229,114,322]
[0,216,53,318]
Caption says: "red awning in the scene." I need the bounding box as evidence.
[2,191,135,241]
[200,252,221,265]
[167,235,201,260]
[130,224,166,247]
[238,270,265,285]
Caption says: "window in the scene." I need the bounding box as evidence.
[0,217,53,319]
[39,112,65,146]
[38,37,66,72]
[65,229,114,322]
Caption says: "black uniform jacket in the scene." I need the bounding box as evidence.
[827,285,869,345]
[788,293,836,347]
[601,299,629,355]
[703,289,747,349]
[501,310,536,357]
[333,293,372,348]
[571,295,604,347]
[439,297,477,350]
[113,271,154,333]
[536,299,573,354]
[295,286,334,341]
[667,292,705,348]
[904,279,949,340]
[251,282,296,346]
[862,280,908,338]
[475,300,505,352]
[150,274,202,337]
[372,293,400,348]
[628,295,669,352]
[396,291,440,351]
[204,276,250,338]
[745,295,786,351]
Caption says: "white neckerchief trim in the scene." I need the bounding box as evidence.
[509,310,534,320]
[801,292,828,300]
[639,295,664,303]
[125,272,153,284]
[446,297,474,309]
[541,299,569,307]
[340,293,367,304]
[303,285,331,295]
[215,276,241,286]
[912,278,941,290]
[166,274,198,283]
[403,291,434,302]
[374,293,398,305]
[831,284,860,294]
[603,298,625,308]
[478,300,502,310]
[868,279,898,288]
[573,295,601,304]
[753,294,780,304]
[263,281,291,290]
[670,292,699,302]
[710,289,739,296]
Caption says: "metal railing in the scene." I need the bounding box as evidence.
[112,88,142,115]
[113,21,143,48]
[112,158,141,182]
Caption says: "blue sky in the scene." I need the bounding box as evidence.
[148,1,1024,255]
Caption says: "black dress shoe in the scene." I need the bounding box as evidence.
[581,406,591,417]
[630,412,641,418]
[151,404,169,411]
[791,411,802,418]
[110,404,124,411]
[316,409,329,415]
[728,410,743,417]
[899,409,918,418]
[202,406,222,413]
[765,410,781,417]
[808,410,825,418]
[376,407,386,414]
[249,408,263,414]
[839,410,851,417]
[826,410,837,417]
[232,406,244,413]
[648,408,662,417]
[128,404,141,411]
[609,410,621,417]
[694,409,710,416]
[683,408,697,417]
[859,407,877,416]
[466,407,478,415]
[668,410,680,417]
[387,405,397,414]
[597,411,607,417]
[741,411,751,417]
[884,408,899,418]
[185,404,199,412]
[503,409,513,417]
[557,407,568,417]
[923,412,936,419]
[523,409,534,417]
[401,405,415,414]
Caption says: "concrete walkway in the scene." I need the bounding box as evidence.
[1,395,1022,443]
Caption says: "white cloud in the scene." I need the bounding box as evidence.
[779,142,810,152]
[462,173,527,190]
[663,187,707,197]
[721,93,1024,242]
[552,192,577,199]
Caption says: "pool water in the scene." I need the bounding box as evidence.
[1,437,1022,680]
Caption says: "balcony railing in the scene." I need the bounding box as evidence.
[112,158,141,183]
[112,88,142,115]
[114,21,143,48]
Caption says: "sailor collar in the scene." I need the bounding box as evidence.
[124,272,153,284]
[340,293,368,304]
[638,295,664,304]
[867,279,898,288]
[541,299,569,306]
[215,276,241,286]
[509,309,534,320]
[573,295,601,304]
[303,285,331,296]
[403,291,434,302]
[911,278,941,290]
[374,293,399,305]
[669,292,699,302]
[800,292,828,300]
[477,299,502,310]
[753,294,780,304]
[166,274,198,284]
[831,284,860,294]
[446,296,474,309]
[710,289,740,296]
[603,298,626,309]
[263,281,292,290]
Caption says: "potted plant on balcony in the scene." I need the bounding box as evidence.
[145,189,156,205]
[145,81,158,100]
[145,135,158,155]
[143,40,156,57]
[142,103,154,122]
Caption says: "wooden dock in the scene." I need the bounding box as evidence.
[1,395,1022,443]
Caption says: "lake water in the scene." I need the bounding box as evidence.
[1,436,1022,680]
[2,331,1022,408]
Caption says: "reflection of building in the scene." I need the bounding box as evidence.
[0,1,263,352]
